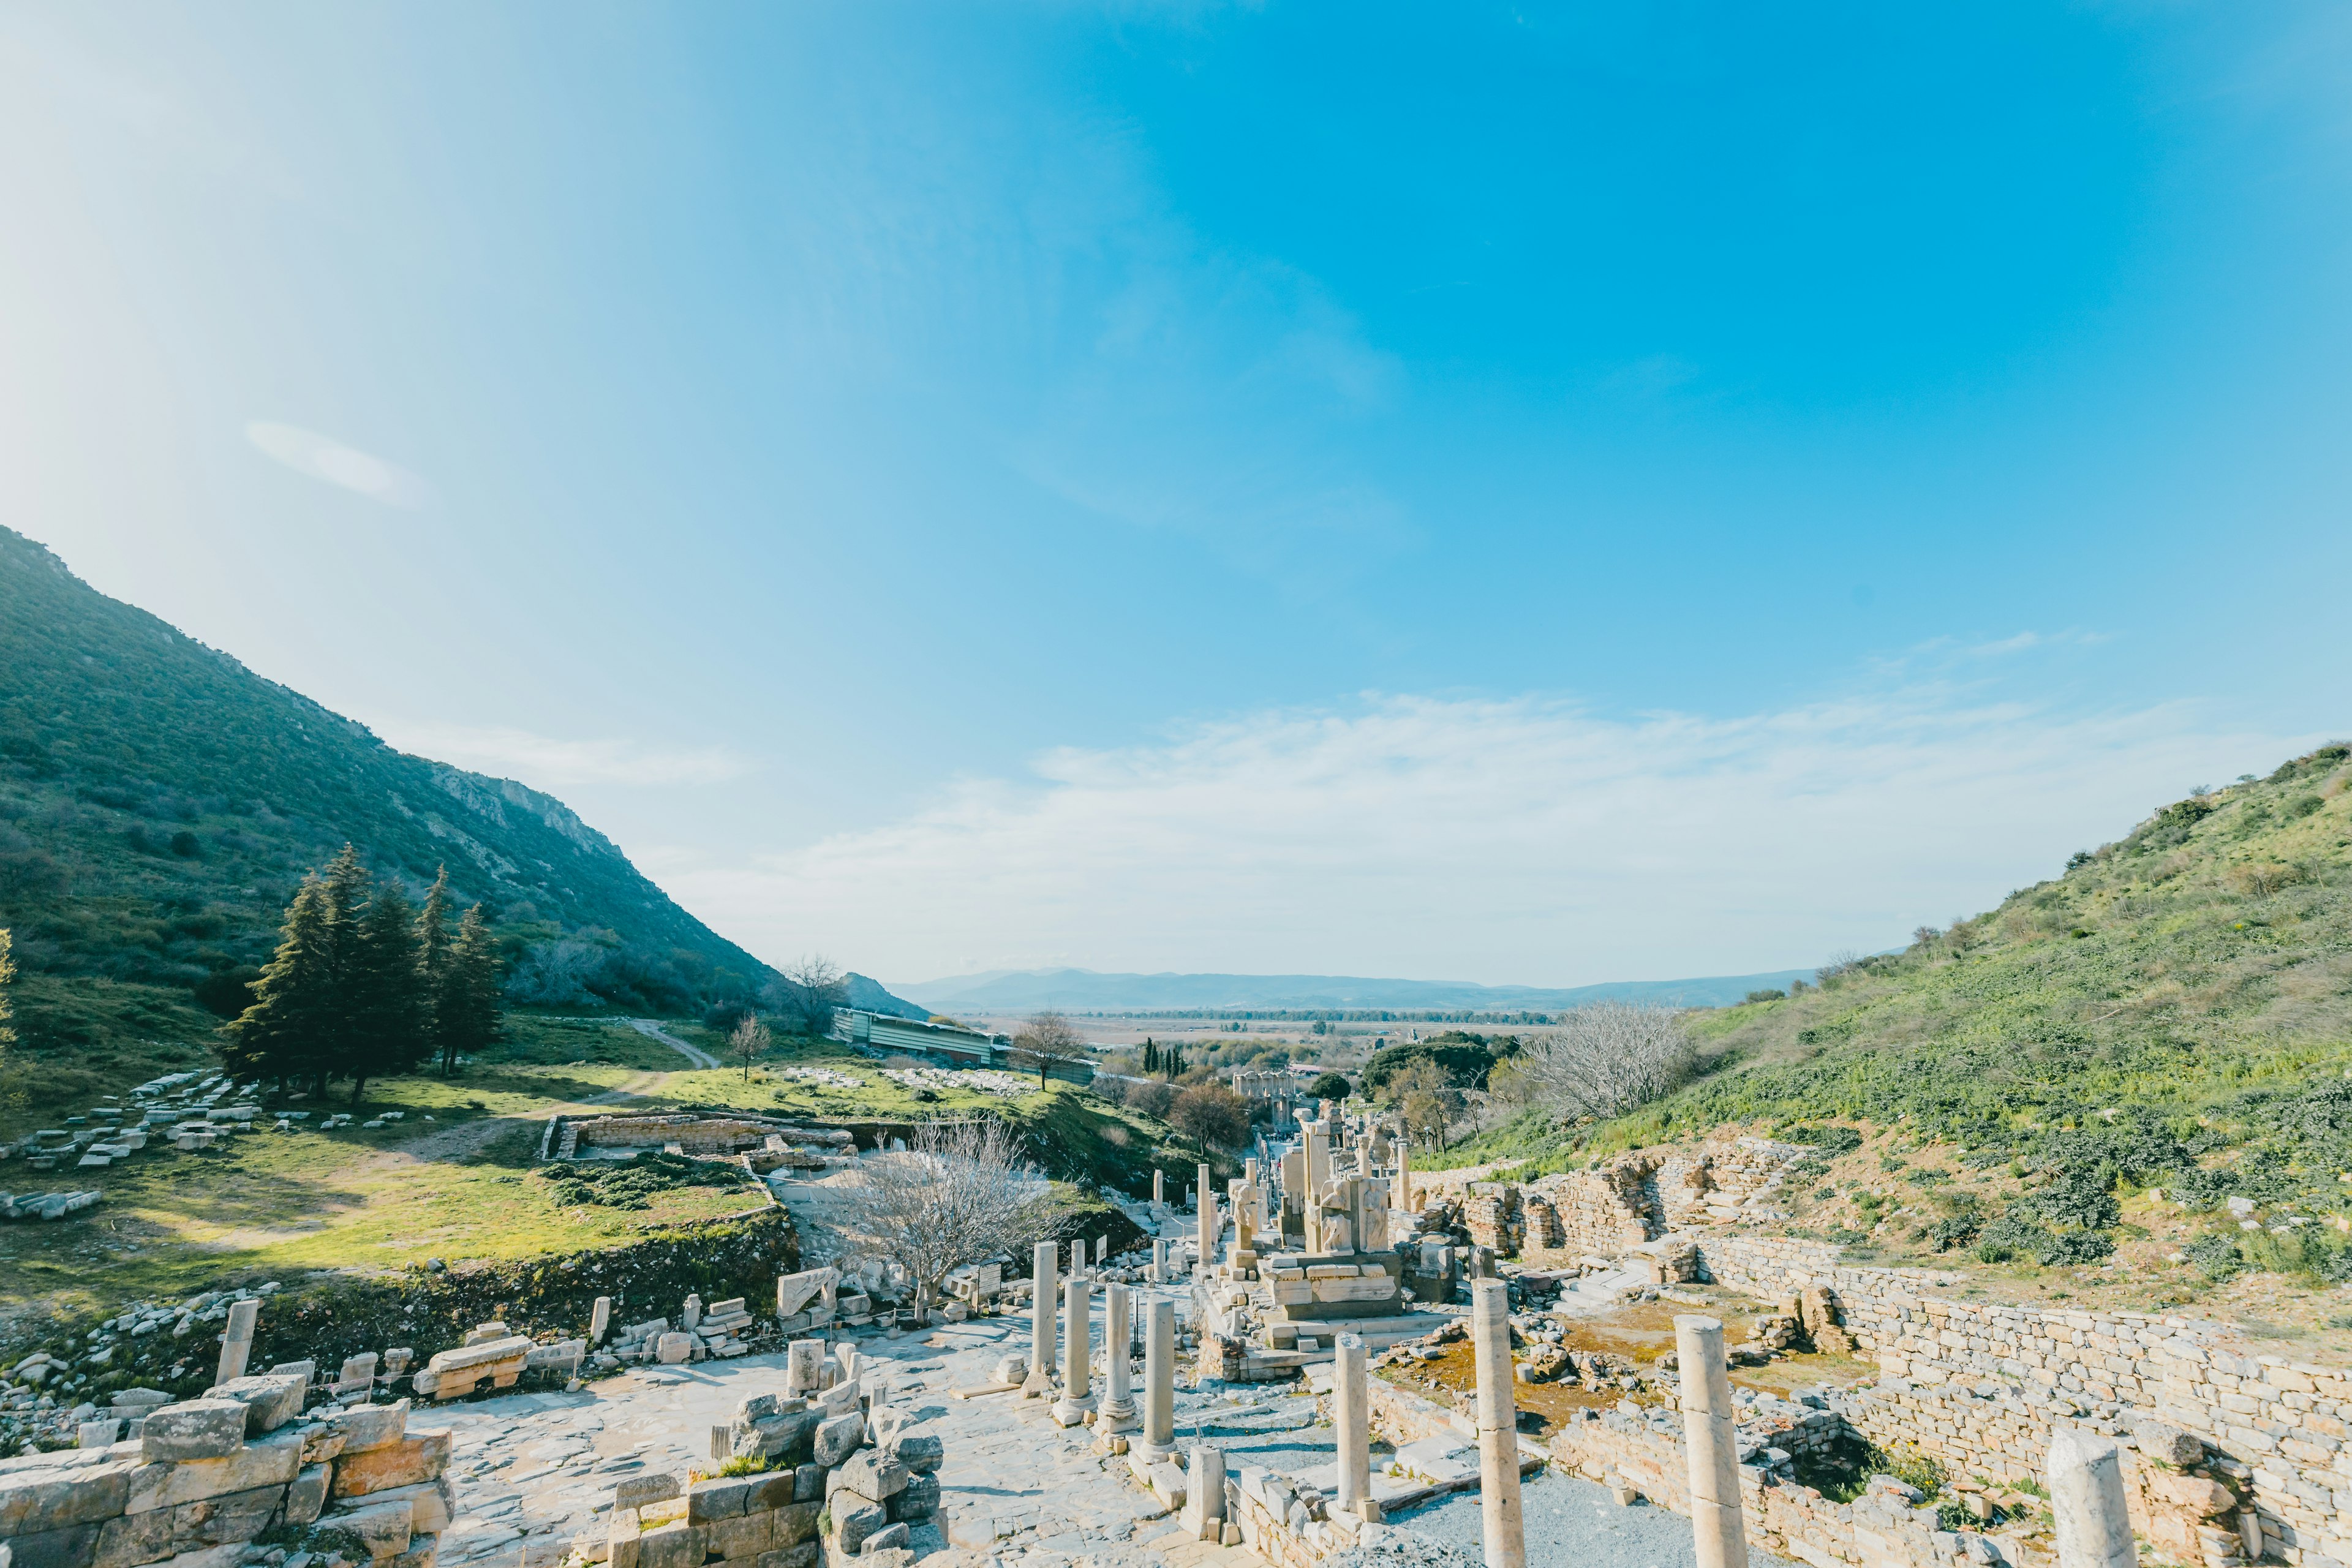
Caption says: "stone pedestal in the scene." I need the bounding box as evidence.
[1023,1242,1057,1396]
[1138,1297,1177,1461]
[1472,1280,1526,1568]
[1053,1277,1097,1425]
[1181,1445,1227,1542]
[1675,1316,1748,1568]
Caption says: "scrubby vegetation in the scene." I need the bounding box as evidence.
[1444,743,2352,1291]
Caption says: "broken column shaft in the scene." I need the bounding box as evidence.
[1675,1314,1749,1568]
[1471,1279,1525,1568]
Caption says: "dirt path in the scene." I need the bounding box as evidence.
[627,1017,721,1069]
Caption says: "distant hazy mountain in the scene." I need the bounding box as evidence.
[890,966,1822,1014]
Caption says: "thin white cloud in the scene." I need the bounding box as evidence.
[672,689,2318,985]
[381,723,752,789]
[246,421,436,509]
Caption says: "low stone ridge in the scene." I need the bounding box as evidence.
[592,1340,946,1568]
[0,1384,453,1568]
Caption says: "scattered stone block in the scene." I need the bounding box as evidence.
[140,1403,251,1464]
[329,1430,452,1499]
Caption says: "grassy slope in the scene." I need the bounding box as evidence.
[0,524,770,1016]
[1,1016,1201,1329]
[1444,745,2352,1292]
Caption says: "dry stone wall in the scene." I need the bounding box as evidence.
[1691,1234,2351,1568]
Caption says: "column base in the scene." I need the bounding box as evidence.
[1050,1395,1097,1427]
[1020,1369,1053,1398]
[1096,1398,1137,1428]
[1131,1438,1177,1464]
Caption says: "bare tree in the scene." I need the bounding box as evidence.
[1169,1082,1251,1152]
[766,954,848,1038]
[1008,1009,1088,1087]
[849,1117,1055,1322]
[1393,1057,1464,1152]
[1512,1001,1697,1122]
[729,1012,771,1082]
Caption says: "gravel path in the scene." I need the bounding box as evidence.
[627,1017,722,1069]
[1386,1470,1796,1568]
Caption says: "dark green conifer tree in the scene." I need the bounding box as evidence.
[414,866,454,1074]
[435,904,504,1073]
[222,876,338,1093]
[1142,1038,1158,1074]
[341,882,425,1106]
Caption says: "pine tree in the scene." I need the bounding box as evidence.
[436,904,504,1072]
[341,882,425,1106]
[222,876,338,1093]
[415,866,454,1075]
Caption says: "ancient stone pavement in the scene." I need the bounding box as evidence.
[427,1287,1329,1568]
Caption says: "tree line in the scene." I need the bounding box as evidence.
[221,847,502,1101]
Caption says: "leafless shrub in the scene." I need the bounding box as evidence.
[1008,1009,1089,1086]
[848,1117,1054,1321]
[1512,1001,1697,1121]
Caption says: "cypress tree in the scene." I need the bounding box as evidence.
[415,866,454,1075]
[1142,1038,1158,1075]
[222,876,337,1093]
[436,904,504,1072]
[341,883,424,1106]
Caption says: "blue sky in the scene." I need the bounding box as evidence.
[4,3,2348,985]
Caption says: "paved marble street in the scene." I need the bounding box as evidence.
[427,1283,1317,1568]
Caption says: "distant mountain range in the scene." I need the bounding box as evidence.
[891,965,1823,1015]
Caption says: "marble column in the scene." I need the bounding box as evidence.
[1098,1284,1137,1430]
[1471,1280,1526,1568]
[1072,1237,1087,1280]
[1023,1240,1057,1395]
[1052,1276,1096,1425]
[1675,1316,1748,1568]
[1393,1117,1413,1213]
[1153,1169,1164,1207]
[1183,1445,1228,1542]
[1139,1296,1177,1461]
[2049,1429,2135,1568]
[1152,1238,1168,1283]
[1195,1163,1215,1273]
[1335,1332,1373,1520]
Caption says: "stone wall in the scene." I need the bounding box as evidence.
[1692,1234,2351,1568]
[0,1376,453,1568]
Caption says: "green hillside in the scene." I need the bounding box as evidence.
[0,526,770,1031]
[1462,742,2352,1261]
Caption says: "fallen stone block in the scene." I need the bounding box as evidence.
[166,1481,287,1550]
[614,1474,680,1510]
[350,1479,456,1534]
[812,1414,864,1468]
[0,1458,137,1534]
[828,1453,906,1504]
[861,1523,911,1555]
[139,1403,251,1463]
[208,1374,306,1434]
[829,1501,888,1555]
[386,1531,438,1568]
[325,1400,409,1455]
[286,1464,330,1527]
[332,1497,415,1560]
[886,1475,939,1523]
[129,1427,304,1510]
[884,1435,941,1476]
[330,1430,453,1499]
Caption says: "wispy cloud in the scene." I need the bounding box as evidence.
[673,688,2313,985]
[246,421,436,510]
[381,723,752,788]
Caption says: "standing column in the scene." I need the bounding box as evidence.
[1393,1118,1413,1213]
[1139,1297,1177,1461]
[1053,1276,1096,1425]
[1196,1163,1216,1273]
[1675,1316,1749,1568]
[1152,1238,1168,1283]
[1023,1241,1057,1396]
[2049,1430,2135,1568]
[1072,1237,1087,1280]
[1334,1332,1373,1521]
[1153,1169,1165,1208]
[1471,1280,1526,1568]
[214,1298,259,1387]
[1098,1284,1137,1430]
